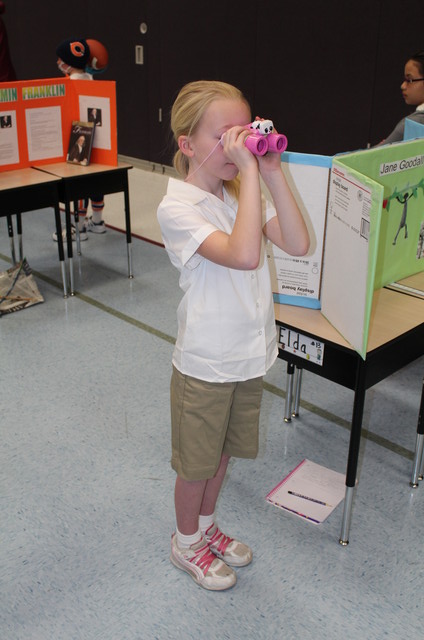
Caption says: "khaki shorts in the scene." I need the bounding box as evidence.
[170,366,264,481]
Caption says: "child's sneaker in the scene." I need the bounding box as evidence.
[204,524,253,567]
[52,225,87,242]
[86,217,106,234]
[170,533,236,591]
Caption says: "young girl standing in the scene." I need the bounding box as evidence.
[157,80,310,591]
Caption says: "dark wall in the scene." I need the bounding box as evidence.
[4,0,424,164]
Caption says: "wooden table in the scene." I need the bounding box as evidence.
[0,168,68,296]
[35,162,133,295]
[274,281,424,545]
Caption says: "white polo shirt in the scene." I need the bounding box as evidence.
[157,178,278,383]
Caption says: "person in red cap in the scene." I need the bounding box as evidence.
[53,37,107,242]
[0,1,16,82]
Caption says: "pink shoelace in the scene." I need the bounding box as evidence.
[206,526,234,556]
[190,542,217,575]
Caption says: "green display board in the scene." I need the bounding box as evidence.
[339,139,424,289]
[269,140,424,358]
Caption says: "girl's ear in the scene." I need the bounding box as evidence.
[178,135,194,157]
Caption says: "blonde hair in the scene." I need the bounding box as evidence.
[170,80,250,197]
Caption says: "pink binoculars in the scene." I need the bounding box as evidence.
[244,120,288,156]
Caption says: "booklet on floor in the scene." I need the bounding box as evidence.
[266,459,346,525]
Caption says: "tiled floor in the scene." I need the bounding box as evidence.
[0,165,423,640]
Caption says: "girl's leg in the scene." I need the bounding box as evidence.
[199,453,252,567]
[171,452,247,589]
[200,453,230,516]
[174,476,207,535]
[174,453,230,535]
[172,462,237,591]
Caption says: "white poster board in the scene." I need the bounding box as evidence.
[320,162,383,358]
[267,152,331,309]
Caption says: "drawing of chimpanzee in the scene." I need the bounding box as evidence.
[393,191,413,245]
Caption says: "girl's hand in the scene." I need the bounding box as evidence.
[221,126,258,172]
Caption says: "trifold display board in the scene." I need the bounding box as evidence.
[268,139,424,359]
[0,77,117,171]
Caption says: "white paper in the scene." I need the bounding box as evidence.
[25,106,63,161]
[78,95,111,150]
[277,325,325,366]
[0,110,19,165]
[267,157,330,302]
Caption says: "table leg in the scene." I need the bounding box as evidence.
[339,358,367,545]
[64,201,75,295]
[410,377,424,487]
[16,213,23,261]
[292,367,303,418]
[6,214,16,264]
[53,201,68,298]
[73,201,82,256]
[284,362,295,423]
[123,177,134,279]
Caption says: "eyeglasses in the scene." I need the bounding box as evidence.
[403,77,424,84]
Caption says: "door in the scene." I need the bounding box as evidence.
[99,1,159,160]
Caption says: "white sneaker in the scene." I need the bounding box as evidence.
[86,217,106,234]
[170,534,236,591]
[204,524,253,567]
[52,225,88,242]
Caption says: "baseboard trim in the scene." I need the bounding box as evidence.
[118,154,177,177]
